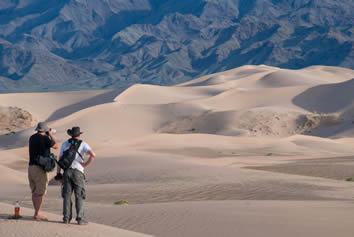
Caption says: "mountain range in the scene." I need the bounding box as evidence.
[0,0,353,92]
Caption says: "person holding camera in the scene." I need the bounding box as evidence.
[28,122,58,221]
[55,126,95,225]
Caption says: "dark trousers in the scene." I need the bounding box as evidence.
[62,168,86,222]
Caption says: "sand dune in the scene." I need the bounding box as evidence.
[115,84,223,105]
[304,65,354,78]
[0,165,27,185]
[194,88,309,113]
[84,201,354,237]
[157,109,334,137]
[0,89,119,122]
[257,70,343,88]
[0,203,152,237]
[179,65,277,87]
[1,65,354,237]
[293,78,354,114]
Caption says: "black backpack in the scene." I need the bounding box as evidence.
[38,153,57,172]
[35,135,57,172]
[58,139,82,170]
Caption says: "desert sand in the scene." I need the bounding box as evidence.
[1,65,354,236]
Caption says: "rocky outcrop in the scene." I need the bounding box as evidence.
[0,106,34,135]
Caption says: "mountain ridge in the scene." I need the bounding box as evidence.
[0,0,353,92]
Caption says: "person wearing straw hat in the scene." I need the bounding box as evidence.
[28,122,58,221]
[56,126,96,225]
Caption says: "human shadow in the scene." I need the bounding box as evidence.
[0,214,62,224]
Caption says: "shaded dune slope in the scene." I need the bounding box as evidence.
[293,78,354,115]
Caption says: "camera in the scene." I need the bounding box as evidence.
[46,128,56,135]
[54,173,63,181]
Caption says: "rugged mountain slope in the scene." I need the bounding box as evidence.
[0,0,353,92]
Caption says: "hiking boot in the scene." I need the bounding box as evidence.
[77,220,88,225]
[63,219,70,224]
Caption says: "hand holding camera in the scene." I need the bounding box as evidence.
[46,128,57,136]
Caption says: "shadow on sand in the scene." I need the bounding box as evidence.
[0,214,62,224]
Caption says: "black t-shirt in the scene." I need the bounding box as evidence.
[29,133,54,165]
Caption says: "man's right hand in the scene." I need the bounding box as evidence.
[47,129,54,136]
[48,129,58,149]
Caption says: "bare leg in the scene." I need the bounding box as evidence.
[32,193,48,220]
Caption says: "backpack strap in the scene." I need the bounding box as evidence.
[68,139,83,159]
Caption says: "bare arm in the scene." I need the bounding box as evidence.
[81,150,96,169]
[48,130,58,149]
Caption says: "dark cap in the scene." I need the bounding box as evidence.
[67,126,83,137]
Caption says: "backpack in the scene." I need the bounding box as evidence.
[35,135,57,172]
[38,153,57,172]
[58,139,82,170]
